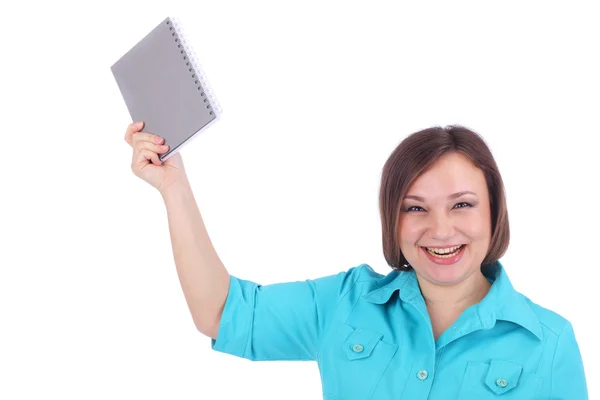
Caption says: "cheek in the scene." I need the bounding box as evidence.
[458,210,492,240]
[398,217,425,244]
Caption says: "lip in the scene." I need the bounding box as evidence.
[421,244,465,249]
[421,244,466,265]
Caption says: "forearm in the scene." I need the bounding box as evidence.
[161,179,230,337]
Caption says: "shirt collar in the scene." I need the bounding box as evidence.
[362,261,543,340]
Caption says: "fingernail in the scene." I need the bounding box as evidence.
[154,136,162,143]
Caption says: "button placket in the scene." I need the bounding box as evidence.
[417,370,429,381]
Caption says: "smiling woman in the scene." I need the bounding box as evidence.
[386,134,503,340]
[128,119,589,399]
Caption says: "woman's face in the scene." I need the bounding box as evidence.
[398,152,492,287]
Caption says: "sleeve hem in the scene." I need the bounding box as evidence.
[210,276,255,359]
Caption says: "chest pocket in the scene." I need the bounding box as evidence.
[457,360,543,399]
[319,322,398,399]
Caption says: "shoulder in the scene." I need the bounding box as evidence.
[342,263,395,286]
[353,263,390,281]
[494,262,574,339]
[312,263,394,298]
[518,292,572,337]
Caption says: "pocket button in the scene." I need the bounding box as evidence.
[496,378,508,388]
[351,344,364,353]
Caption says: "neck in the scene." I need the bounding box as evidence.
[417,269,492,312]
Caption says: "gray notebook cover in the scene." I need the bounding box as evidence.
[111,17,219,161]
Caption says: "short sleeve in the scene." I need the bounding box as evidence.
[210,265,366,361]
[550,321,588,399]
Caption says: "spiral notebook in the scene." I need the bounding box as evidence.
[111,16,221,162]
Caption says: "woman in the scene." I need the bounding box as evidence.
[124,122,588,399]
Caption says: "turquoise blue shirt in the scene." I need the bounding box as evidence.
[211,262,588,399]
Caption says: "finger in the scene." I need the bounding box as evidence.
[131,131,165,148]
[134,148,162,168]
[135,140,170,156]
[124,121,144,145]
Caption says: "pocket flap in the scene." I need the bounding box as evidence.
[484,360,523,394]
[343,328,383,360]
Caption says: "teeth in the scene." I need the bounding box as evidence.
[426,245,464,258]
[428,245,461,254]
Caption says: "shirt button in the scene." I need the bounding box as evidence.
[417,370,429,381]
[352,344,364,353]
[496,378,508,388]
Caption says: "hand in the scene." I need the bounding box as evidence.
[124,121,187,193]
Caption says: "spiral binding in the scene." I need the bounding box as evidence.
[166,16,222,116]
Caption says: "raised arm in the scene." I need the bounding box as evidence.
[124,120,361,357]
[124,121,229,339]
[160,179,230,339]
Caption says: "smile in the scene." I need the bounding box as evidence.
[425,245,464,257]
[421,244,466,265]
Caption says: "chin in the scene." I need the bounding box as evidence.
[414,245,475,285]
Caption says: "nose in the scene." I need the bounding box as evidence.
[429,213,455,241]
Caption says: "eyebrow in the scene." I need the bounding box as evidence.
[404,191,477,202]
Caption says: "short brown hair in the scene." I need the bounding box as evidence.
[379,125,509,271]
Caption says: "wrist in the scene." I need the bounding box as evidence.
[159,178,191,200]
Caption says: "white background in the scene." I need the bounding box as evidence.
[1,0,598,398]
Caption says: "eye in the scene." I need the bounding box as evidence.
[405,206,425,212]
[453,202,472,209]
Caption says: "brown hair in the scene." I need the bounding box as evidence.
[379,125,509,271]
